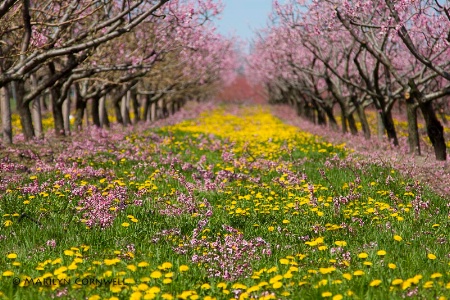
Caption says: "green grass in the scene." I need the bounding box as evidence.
[0,107,449,300]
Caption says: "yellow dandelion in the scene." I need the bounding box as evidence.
[342,273,352,280]
[52,258,62,265]
[2,271,14,277]
[179,265,189,272]
[393,235,402,241]
[110,285,122,293]
[201,283,211,289]
[353,270,364,276]
[130,292,142,300]
[427,253,437,260]
[150,271,162,278]
[391,279,403,285]
[7,253,17,259]
[122,222,130,227]
[217,282,227,289]
[272,281,282,289]
[127,264,137,271]
[431,273,442,278]
[358,252,368,259]
[388,263,397,269]
[321,291,332,297]
[279,258,289,265]
[377,250,386,256]
[137,262,149,267]
[148,286,161,294]
[369,279,382,287]
[159,262,172,269]
[332,295,343,300]
[319,267,336,274]
[104,258,120,266]
[334,241,347,247]
[124,278,135,284]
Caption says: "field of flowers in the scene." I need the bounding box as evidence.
[1,105,449,300]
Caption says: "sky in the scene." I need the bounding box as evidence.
[214,0,274,43]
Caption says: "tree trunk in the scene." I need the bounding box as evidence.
[40,94,48,111]
[151,98,157,121]
[348,112,358,135]
[171,99,176,115]
[63,98,71,136]
[16,80,35,140]
[377,111,385,140]
[130,90,140,124]
[74,85,86,131]
[121,93,131,126]
[406,98,421,155]
[296,100,304,117]
[340,104,348,134]
[99,96,110,128]
[30,75,43,139]
[382,110,399,146]
[419,101,447,161]
[113,94,123,125]
[352,97,371,139]
[323,106,338,131]
[312,100,326,126]
[91,95,101,127]
[162,98,169,118]
[1,84,12,144]
[50,87,65,136]
[143,94,151,121]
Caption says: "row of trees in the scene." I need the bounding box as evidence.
[248,0,450,160]
[0,0,237,143]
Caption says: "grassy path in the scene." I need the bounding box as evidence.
[1,105,449,300]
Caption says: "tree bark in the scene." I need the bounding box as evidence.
[130,89,140,124]
[162,98,169,118]
[339,104,348,134]
[323,106,338,131]
[99,96,110,128]
[377,111,385,140]
[63,93,71,136]
[113,94,123,125]
[121,93,131,126]
[74,85,86,131]
[347,112,358,135]
[352,97,371,139]
[419,101,446,161]
[1,84,12,144]
[91,95,101,127]
[50,86,65,136]
[406,98,421,155]
[151,98,157,121]
[16,80,35,140]
[143,94,151,121]
[30,74,43,139]
[382,110,399,146]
